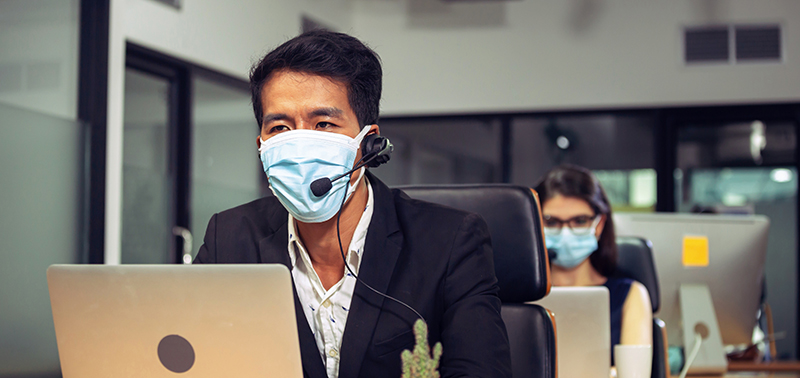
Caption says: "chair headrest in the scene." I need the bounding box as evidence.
[397,185,551,303]
[613,236,660,313]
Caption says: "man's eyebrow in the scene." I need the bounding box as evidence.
[262,113,289,125]
[308,107,344,119]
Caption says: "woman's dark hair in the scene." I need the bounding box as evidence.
[534,164,618,276]
[249,30,382,128]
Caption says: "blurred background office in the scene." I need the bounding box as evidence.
[0,0,798,376]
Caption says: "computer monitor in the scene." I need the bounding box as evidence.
[613,213,769,348]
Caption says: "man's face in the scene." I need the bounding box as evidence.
[258,69,362,142]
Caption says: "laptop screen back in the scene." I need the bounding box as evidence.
[534,286,611,378]
[47,264,302,378]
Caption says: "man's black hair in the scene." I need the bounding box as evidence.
[250,30,382,128]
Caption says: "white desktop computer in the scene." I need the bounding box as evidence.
[614,213,769,375]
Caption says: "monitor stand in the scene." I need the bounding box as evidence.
[679,284,727,376]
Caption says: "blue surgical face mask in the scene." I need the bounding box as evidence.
[259,126,370,223]
[545,227,599,269]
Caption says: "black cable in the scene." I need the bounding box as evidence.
[335,157,424,322]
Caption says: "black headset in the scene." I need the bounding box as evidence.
[360,133,393,167]
[309,133,393,197]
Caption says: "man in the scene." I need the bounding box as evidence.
[194,30,511,378]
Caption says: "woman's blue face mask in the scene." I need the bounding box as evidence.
[544,216,601,269]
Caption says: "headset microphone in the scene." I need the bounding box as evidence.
[309,179,333,198]
[310,134,393,197]
[310,164,365,197]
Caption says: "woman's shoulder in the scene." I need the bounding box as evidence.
[603,276,635,292]
[604,278,651,306]
[621,280,653,316]
[604,278,649,295]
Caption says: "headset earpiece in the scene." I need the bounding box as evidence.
[361,134,393,168]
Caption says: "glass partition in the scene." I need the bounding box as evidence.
[0,0,80,120]
[510,113,658,211]
[374,118,503,186]
[511,114,657,186]
[591,169,657,212]
[0,1,81,375]
[121,68,174,264]
[0,103,85,377]
[190,76,260,259]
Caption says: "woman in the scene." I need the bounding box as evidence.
[534,164,652,365]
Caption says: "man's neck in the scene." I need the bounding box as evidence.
[295,177,368,288]
[551,258,607,287]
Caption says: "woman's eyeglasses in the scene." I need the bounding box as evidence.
[543,214,601,236]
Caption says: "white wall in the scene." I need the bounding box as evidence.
[351,0,800,116]
[123,0,353,79]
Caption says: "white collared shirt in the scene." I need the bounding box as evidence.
[287,178,374,378]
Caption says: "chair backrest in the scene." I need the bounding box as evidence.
[613,236,660,313]
[397,184,550,303]
[501,303,557,378]
[398,185,556,378]
[614,236,668,378]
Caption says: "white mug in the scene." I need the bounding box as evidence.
[614,344,652,378]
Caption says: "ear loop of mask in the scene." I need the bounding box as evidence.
[336,126,370,203]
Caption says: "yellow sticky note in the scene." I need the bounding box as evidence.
[682,236,709,267]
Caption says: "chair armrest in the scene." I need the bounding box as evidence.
[652,317,669,378]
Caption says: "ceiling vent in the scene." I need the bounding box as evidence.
[684,24,782,65]
[685,27,730,63]
[735,25,781,61]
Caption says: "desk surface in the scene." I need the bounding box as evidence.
[729,362,800,372]
[686,374,799,378]
[674,361,800,377]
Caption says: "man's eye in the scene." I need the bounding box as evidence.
[269,125,289,133]
[316,122,335,129]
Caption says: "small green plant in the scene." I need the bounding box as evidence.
[401,319,443,378]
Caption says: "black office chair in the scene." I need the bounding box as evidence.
[398,185,555,378]
[613,236,669,378]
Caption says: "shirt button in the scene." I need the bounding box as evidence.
[322,300,331,308]
[328,349,338,358]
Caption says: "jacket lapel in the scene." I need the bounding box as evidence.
[338,173,404,378]
[258,222,328,378]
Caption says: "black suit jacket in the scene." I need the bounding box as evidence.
[195,172,511,378]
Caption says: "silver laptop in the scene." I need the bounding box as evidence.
[47,264,303,378]
[533,286,611,378]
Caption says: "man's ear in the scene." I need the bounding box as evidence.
[366,124,380,136]
[256,135,262,149]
